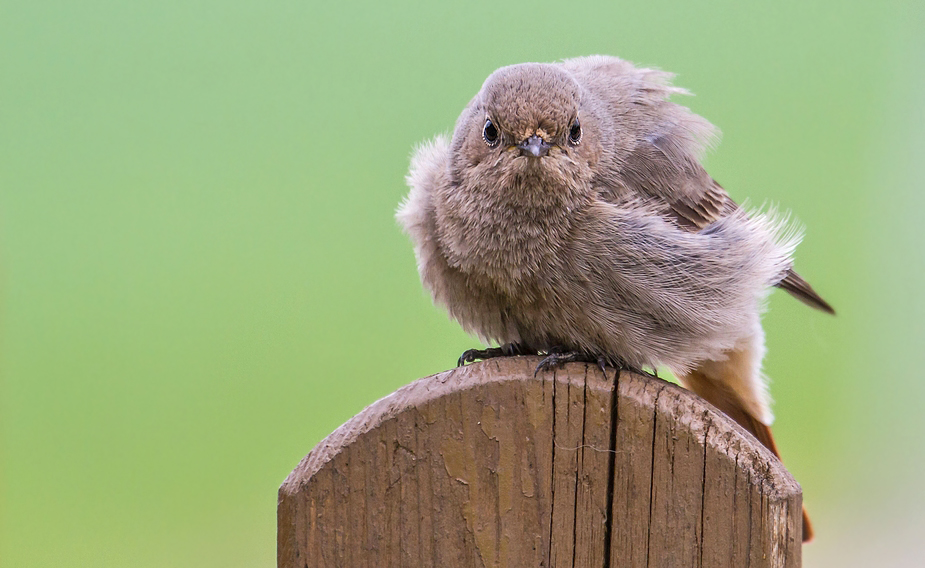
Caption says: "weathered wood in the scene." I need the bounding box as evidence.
[279,357,802,567]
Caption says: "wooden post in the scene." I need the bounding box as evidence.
[278,357,802,567]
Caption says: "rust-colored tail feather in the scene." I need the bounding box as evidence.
[741,414,814,542]
[681,369,814,542]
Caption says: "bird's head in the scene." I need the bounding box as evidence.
[448,63,603,203]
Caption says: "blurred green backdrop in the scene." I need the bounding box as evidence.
[2,1,923,566]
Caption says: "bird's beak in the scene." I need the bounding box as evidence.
[517,135,551,158]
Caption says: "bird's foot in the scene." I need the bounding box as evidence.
[457,342,530,367]
[533,348,649,378]
[534,347,599,376]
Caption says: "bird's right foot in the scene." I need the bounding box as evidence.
[457,342,530,367]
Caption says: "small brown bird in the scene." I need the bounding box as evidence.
[397,55,832,542]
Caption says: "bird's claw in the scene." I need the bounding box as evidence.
[532,349,644,379]
[457,349,482,367]
[534,349,590,376]
[457,347,507,367]
[457,343,528,367]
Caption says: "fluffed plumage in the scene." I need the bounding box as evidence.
[397,56,831,542]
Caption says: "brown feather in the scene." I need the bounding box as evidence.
[629,164,836,316]
[665,180,736,230]
[776,269,835,314]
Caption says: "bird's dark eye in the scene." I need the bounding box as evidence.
[483,119,499,146]
[568,118,582,145]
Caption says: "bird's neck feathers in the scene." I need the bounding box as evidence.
[435,166,587,290]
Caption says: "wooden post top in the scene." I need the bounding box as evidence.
[279,357,802,567]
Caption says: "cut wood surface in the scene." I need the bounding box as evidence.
[278,357,802,567]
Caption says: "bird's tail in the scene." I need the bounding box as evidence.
[679,358,813,543]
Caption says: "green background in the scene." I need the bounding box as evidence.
[2,1,923,566]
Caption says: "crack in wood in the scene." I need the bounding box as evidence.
[546,369,557,567]
[570,366,590,568]
[700,417,712,568]
[645,386,663,568]
[602,367,619,568]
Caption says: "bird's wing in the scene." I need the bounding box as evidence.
[562,55,833,313]
[617,133,734,229]
[615,138,835,314]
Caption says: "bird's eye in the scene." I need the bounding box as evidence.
[483,119,499,146]
[568,118,582,145]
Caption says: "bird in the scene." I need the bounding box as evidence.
[396,55,832,542]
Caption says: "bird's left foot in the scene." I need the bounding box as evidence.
[534,348,647,378]
[534,347,603,376]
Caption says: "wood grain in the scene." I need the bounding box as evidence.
[278,357,802,567]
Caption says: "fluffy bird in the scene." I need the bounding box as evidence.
[397,56,832,542]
